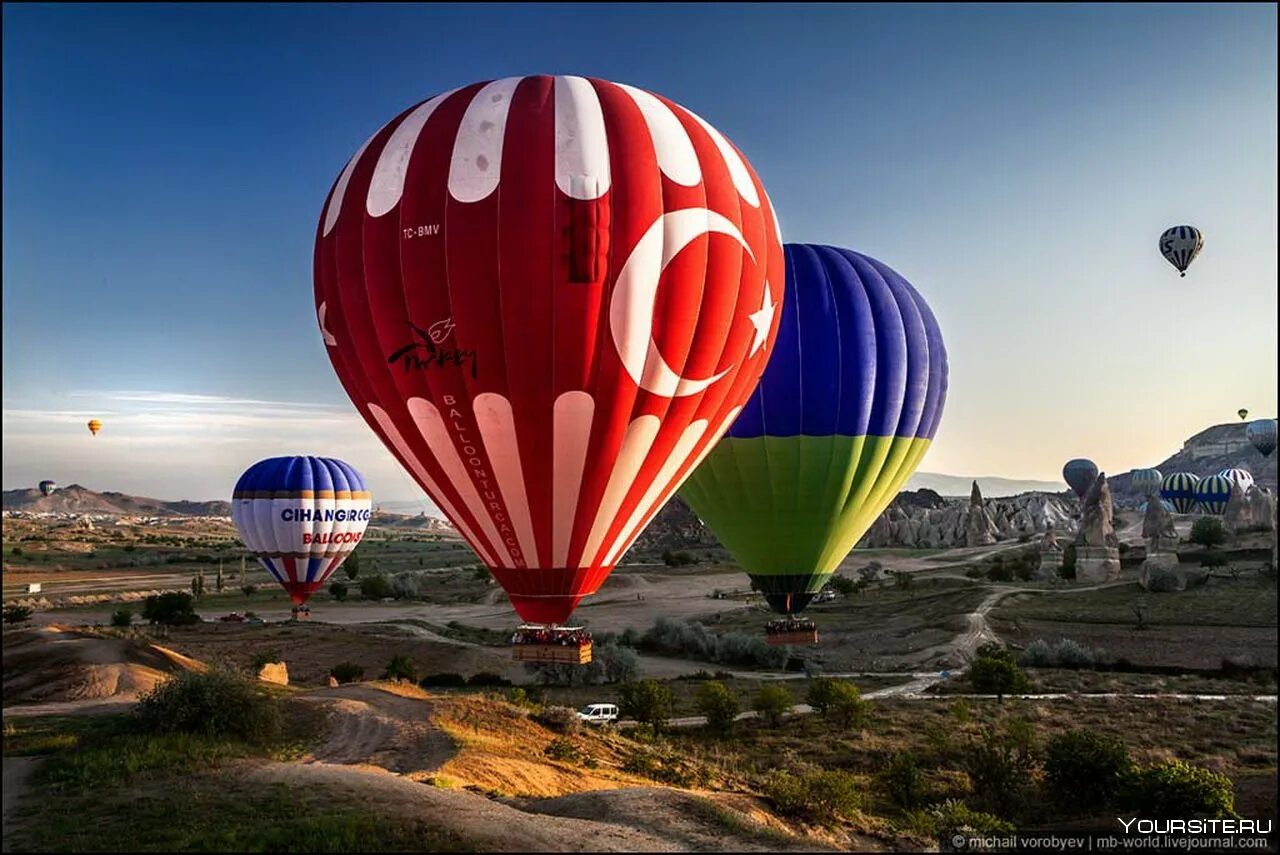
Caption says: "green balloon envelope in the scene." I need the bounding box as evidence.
[680,244,948,615]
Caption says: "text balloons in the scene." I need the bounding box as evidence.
[681,243,947,614]
[1159,225,1203,277]
[232,457,371,606]
[315,76,784,625]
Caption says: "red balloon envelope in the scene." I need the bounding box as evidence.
[315,75,783,624]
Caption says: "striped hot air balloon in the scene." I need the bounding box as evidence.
[1159,225,1203,277]
[1195,474,1233,515]
[1217,468,1254,494]
[38,480,57,497]
[1140,499,1175,514]
[1063,459,1099,499]
[1160,472,1200,514]
[1247,419,1277,457]
[315,75,784,627]
[232,457,371,609]
[1130,468,1163,497]
[680,243,947,616]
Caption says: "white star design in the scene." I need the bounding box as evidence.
[748,284,776,357]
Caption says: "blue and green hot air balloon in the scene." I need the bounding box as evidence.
[1130,468,1163,497]
[1161,472,1200,514]
[680,243,947,619]
[1195,474,1233,515]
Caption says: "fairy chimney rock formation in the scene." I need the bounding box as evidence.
[1074,472,1120,582]
[964,480,999,547]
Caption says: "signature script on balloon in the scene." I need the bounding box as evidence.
[387,322,478,378]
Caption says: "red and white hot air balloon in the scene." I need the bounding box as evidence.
[315,75,784,626]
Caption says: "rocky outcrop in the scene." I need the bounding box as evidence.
[1074,473,1120,583]
[1034,526,1064,581]
[1225,485,1276,536]
[257,661,289,686]
[1141,493,1178,554]
[965,481,999,547]
[1140,562,1209,593]
[858,490,1078,549]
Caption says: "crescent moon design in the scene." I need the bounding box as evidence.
[318,301,337,346]
[609,208,755,397]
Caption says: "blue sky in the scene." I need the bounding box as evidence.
[3,3,1276,502]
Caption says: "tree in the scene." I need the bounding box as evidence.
[110,608,133,628]
[618,680,675,730]
[695,681,739,737]
[806,678,869,729]
[1189,517,1227,549]
[753,684,793,727]
[344,549,361,580]
[382,654,418,683]
[956,717,1039,816]
[190,570,205,598]
[829,574,858,597]
[142,592,200,626]
[875,751,924,809]
[1044,729,1132,810]
[329,580,349,601]
[359,574,394,599]
[968,656,1030,703]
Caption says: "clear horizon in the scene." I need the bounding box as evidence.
[3,3,1276,506]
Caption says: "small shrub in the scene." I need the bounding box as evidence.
[1123,760,1236,819]
[359,574,394,600]
[328,580,349,601]
[753,684,793,727]
[141,592,200,626]
[343,550,361,580]
[1019,637,1100,669]
[543,737,581,762]
[1189,517,1227,548]
[533,706,581,734]
[419,672,466,688]
[1044,729,1132,810]
[767,770,863,825]
[329,662,364,684]
[695,680,739,737]
[623,745,710,787]
[829,575,858,597]
[133,669,282,745]
[806,678,868,729]
[987,559,1014,583]
[875,751,924,809]
[930,799,1014,850]
[250,650,282,671]
[110,608,133,628]
[3,604,34,625]
[956,717,1039,816]
[382,654,417,683]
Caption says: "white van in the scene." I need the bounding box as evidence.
[577,703,619,724]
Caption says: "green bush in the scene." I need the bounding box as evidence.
[806,678,868,729]
[141,592,200,626]
[1019,638,1100,669]
[240,584,258,596]
[753,684,793,727]
[623,745,710,787]
[766,770,863,825]
[640,617,787,669]
[969,656,1030,702]
[662,549,697,567]
[382,654,418,683]
[1189,517,1227,548]
[532,706,581,734]
[618,680,675,730]
[956,717,1039,817]
[543,737,581,762]
[987,558,1014,583]
[3,604,34,624]
[829,575,858,597]
[328,580,349,601]
[329,662,364,684]
[110,608,133,628]
[875,751,924,809]
[1044,729,1132,810]
[133,670,282,746]
[1123,761,1236,819]
[359,574,394,600]
[930,799,1014,850]
[695,680,739,737]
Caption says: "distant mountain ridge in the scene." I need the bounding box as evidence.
[2,484,231,517]
[1109,420,1277,500]
[905,472,1066,497]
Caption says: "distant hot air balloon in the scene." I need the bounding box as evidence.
[1238,409,1249,421]
[1130,468,1163,497]
[314,75,784,632]
[1140,498,1175,515]
[680,243,947,622]
[1063,459,1099,499]
[1247,419,1277,457]
[232,456,371,614]
[38,480,57,497]
[1195,474,1233,515]
[1159,225,1203,277]
[87,419,102,436]
[1217,468,1254,494]
[1160,472,1200,514]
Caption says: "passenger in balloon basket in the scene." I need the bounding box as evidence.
[290,604,311,622]
[510,624,592,648]
[764,615,818,645]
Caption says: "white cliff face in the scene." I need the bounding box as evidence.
[859,491,1079,548]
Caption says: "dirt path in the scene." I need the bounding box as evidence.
[2,757,41,853]
[291,684,455,779]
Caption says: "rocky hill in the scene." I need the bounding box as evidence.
[859,487,1078,548]
[1109,420,1277,502]
[371,510,458,533]
[1,484,230,517]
